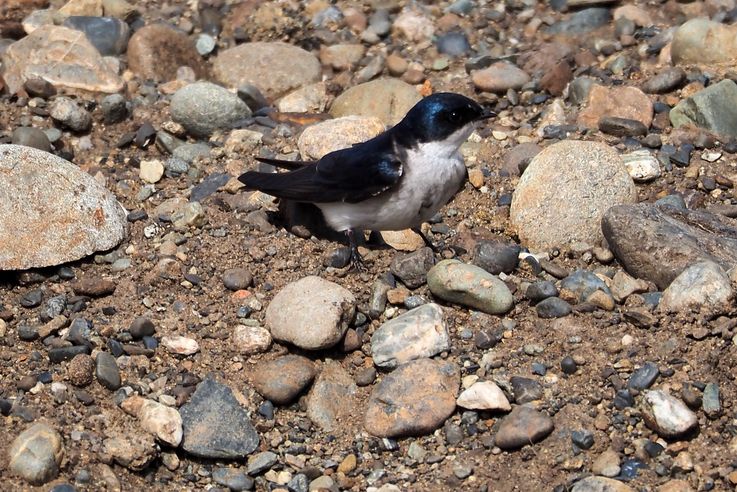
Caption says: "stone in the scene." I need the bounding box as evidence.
[8,423,64,485]
[472,62,531,93]
[298,116,385,160]
[276,82,328,113]
[371,303,450,369]
[1,25,124,94]
[494,405,554,450]
[58,0,102,16]
[251,355,316,405]
[502,143,542,177]
[671,18,737,66]
[613,5,652,27]
[660,261,732,313]
[72,276,115,297]
[392,7,434,41]
[265,276,356,350]
[546,8,611,35]
[559,270,612,304]
[610,271,649,302]
[129,317,154,339]
[381,229,425,252]
[67,353,94,386]
[330,78,421,126]
[180,375,259,458]
[223,268,252,290]
[577,85,653,130]
[11,127,51,152]
[161,336,199,356]
[602,203,737,289]
[126,24,207,82]
[622,150,660,183]
[390,247,435,289]
[121,395,183,447]
[62,15,129,56]
[364,358,459,437]
[49,97,92,133]
[526,281,558,303]
[232,325,272,355]
[0,145,127,270]
[319,44,365,70]
[641,390,698,438]
[598,116,647,137]
[248,451,278,475]
[628,362,659,391]
[670,80,737,138]
[642,67,686,94]
[171,82,251,138]
[456,381,511,411]
[592,449,621,477]
[212,468,254,491]
[437,31,471,57]
[427,259,514,314]
[572,477,634,492]
[306,361,357,431]
[473,240,520,275]
[511,140,636,251]
[510,376,543,404]
[102,432,156,471]
[95,352,121,390]
[139,160,164,184]
[213,42,321,98]
[101,94,128,124]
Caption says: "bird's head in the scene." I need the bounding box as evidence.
[397,92,494,147]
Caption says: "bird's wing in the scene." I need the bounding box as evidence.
[239,145,403,203]
[254,156,310,171]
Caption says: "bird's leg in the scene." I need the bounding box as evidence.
[345,229,367,272]
[412,227,441,253]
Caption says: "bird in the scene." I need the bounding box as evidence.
[238,92,493,270]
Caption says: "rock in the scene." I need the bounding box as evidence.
[472,62,531,93]
[266,276,356,350]
[213,468,254,491]
[171,82,251,138]
[180,375,259,458]
[511,140,636,251]
[0,145,127,270]
[427,259,514,314]
[437,31,471,57]
[602,203,737,289]
[72,276,116,297]
[610,271,649,302]
[559,270,612,304]
[222,268,252,291]
[49,97,92,133]
[628,362,659,391]
[526,281,558,303]
[161,336,199,356]
[121,395,183,447]
[622,150,660,183]
[330,78,421,126]
[472,240,520,275]
[510,376,543,404]
[390,247,435,289]
[298,116,385,160]
[319,44,365,70]
[11,127,51,152]
[641,390,698,438]
[577,85,653,130]
[456,381,511,411]
[232,325,272,355]
[67,353,94,386]
[139,160,164,184]
[127,24,207,82]
[62,15,129,56]
[248,451,278,475]
[371,303,450,369]
[613,5,652,27]
[703,383,721,418]
[502,143,542,177]
[1,25,124,94]
[8,423,64,485]
[592,449,621,478]
[671,18,737,66]
[364,358,459,437]
[95,352,121,390]
[660,261,732,313]
[129,317,154,339]
[58,0,102,16]
[670,80,737,138]
[276,82,328,113]
[251,355,316,405]
[546,8,611,35]
[642,67,686,94]
[598,116,647,137]
[381,229,425,252]
[101,94,128,124]
[572,476,634,492]
[494,405,554,450]
[392,7,434,41]
[213,42,321,98]
[306,361,357,431]
[102,432,156,471]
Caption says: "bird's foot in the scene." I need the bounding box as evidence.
[411,227,461,258]
[350,246,368,272]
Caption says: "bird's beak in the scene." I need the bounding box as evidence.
[477,109,496,121]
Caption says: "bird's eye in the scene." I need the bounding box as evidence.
[447,111,462,123]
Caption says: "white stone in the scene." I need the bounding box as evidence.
[232,325,272,355]
[641,390,698,438]
[622,150,661,182]
[456,381,511,411]
[121,396,183,447]
[660,261,732,313]
[161,336,200,355]
[139,160,165,184]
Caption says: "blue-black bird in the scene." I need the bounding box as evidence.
[238,92,493,269]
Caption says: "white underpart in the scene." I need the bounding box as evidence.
[317,123,475,232]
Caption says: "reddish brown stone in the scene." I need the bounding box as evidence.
[540,61,572,96]
[577,85,653,129]
[127,24,208,82]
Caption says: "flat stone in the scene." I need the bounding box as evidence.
[598,116,647,137]
[642,67,686,94]
[180,375,259,458]
[95,352,121,390]
[364,358,459,437]
[494,405,554,450]
[660,261,732,313]
[641,390,698,439]
[602,203,737,289]
[62,15,129,56]
[511,140,636,251]
[0,145,127,270]
[265,276,356,350]
[472,62,531,93]
[473,240,520,275]
[671,18,737,66]
[670,80,737,138]
[628,362,659,391]
[390,247,435,289]
[577,85,653,130]
[11,126,51,152]
[251,355,316,405]
[298,116,385,160]
[306,361,358,431]
[171,82,251,138]
[572,476,634,492]
[428,259,513,313]
[330,78,421,126]
[127,23,207,82]
[231,325,272,355]
[248,451,278,475]
[381,229,425,252]
[546,8,611,35]
[371,303,449,369]
[121,395,183,447]
[8,423,64,485]
[102,432,156,471]
[456,381,511,411]
[1,25,123,94]
[622,150,660,183]
[213,42,321,99]
[276,82,328,113]
[212,468,254,491]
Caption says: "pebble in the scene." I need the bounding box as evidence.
[642,67,686,94]
[526,281,558,303]
[247,451,278,475]
[560,356,577,375]
[660,261,732,313]
[212,468,254,491]
[49,346,90,363]
[547,8,611,34]
[536,297,572,318]
[592,449,621,477]
[129,317,155,339]
[101,94,128,124]
[571,430,594,450]
[641,390,698,438]
[8,423,64,485]
[670,80,737,138]
[95,352,121,390]
[392,7,435,42]
[298,116,384,160]
[127,23,207,82]
[436,31,471,57]
[598,116,647,137]
[72,276,116,297]
[427,259,514,315]
[180,375,259,458]
[121,395,183,447]
[265,276,356,350]
[102,432,156,471]
[49,97,92,133]
[306,361,358,431]
[139,160,164,184]
[702,383,721,418]
[171,82,251,138]
[371,303,449,369]
[628,362,659,391]
[11,127,51,152]
[577,85,653,130]
[390,247,435,289]
[319,44,365,70]
[222,268,253,291]
[231,325,271,355]
[67,353,94,386]
[456,381,511,411]
[161,335,200,356]
[250,355,316,405]
[472,240,520,275]
[364,358,459,437]
[472,62,531,93]
[494,405,554,450]
[510,376,543,403]
[330,78,421,126]
[572,477,634,492]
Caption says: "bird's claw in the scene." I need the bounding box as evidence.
[350,247,368,272]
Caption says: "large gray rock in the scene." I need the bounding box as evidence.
[427,260,514,314]
[330,78,422,126]
[170,82,251,138]
[0,145,127,270]
[8,423,64,485]
[669,80,737,138]
[371,303,450,369]
[602,203,737,289]
[671,18,737,66]
[213,42,321,99]
[660,261,732,313]
[511,140,636,251]
[265,276,356,350]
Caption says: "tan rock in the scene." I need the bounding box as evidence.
[381,229,425,252]
[298,116,384,160]
[121,395,183,447]
[577,85,653,129]
[127,24,207,83]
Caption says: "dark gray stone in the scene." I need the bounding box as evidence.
[559,270,612,303]
[510,376,543,404]
[628,362,659,391]
[48,346,89,363]
[526,281,558,303]
[472,240,520,274]
[598,116,648,137]
[546,8,611,35]
[642,67,686,94]
[212,467,254,491]
[222,268,252,291]
[703,383,721,418]
[535,297,571,318]
[390,247,435,289]
[95,352,121,390]
[247,451,277,475]
[190,173,230,202]
[129,317,155,339]
[571,429,594,450]
[12,127,51,152]
[101,94,128,124]
[63,16,130,56]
